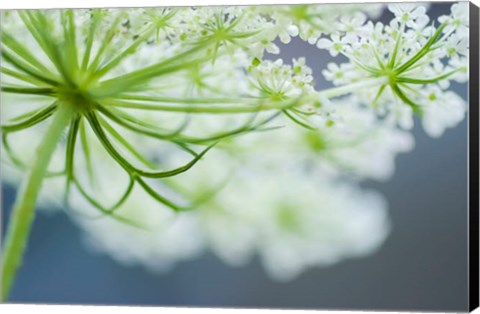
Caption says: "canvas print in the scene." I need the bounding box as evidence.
[0,1,478,311]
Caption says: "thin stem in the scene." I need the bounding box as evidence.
[1,66,49,86]
[1,31,54,75]
[390,83,422,116]
[388,22,405,69]
[1,49,59,86]
[81,10,102,71]
[282,109,316,130]
[115,94,264,105]
[394,23,446,74]
[86,13,124,74]
[95,43,213,95]
[1,86,56,96]
[1,104,74,301]
[319,77,388,99]
[397,68,462,84]
[102,98,296,114]
[2,104,57,133]
[91,24,157,79]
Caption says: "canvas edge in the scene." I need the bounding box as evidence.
[469,1,480,312]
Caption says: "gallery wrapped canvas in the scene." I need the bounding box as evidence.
[0,1,478,312]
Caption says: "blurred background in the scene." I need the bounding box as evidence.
[1,2,469,312]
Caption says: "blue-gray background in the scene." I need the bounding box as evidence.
[1,3,470,311]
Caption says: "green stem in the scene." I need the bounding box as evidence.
[1,104,74,301]
[101,98,295,114]
[319,77,388,99]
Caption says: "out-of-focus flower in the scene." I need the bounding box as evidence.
[178,157,390,281]
[421,86,467,137]
[438,2,469,34]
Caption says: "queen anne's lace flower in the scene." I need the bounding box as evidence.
[421,86,467,137]
[316,3,468,135]
[249,59,315,100]
[322,62,356,86]
[255,177,389,281]
[0,3,469,289]
[388,3,429,28]
[164,149,390,280]
[443,34,469,58]
[439,2,469,34]
[317,34,350,57]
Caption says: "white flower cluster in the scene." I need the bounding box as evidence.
[0,2,469,281]
[317,2,469,137]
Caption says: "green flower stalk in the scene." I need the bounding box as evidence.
[0,3,469,299]
[2,104,74,300]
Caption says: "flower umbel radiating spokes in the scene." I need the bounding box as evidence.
[316,2,468,135]
[0,8,309,299]
[1,9,290,219]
